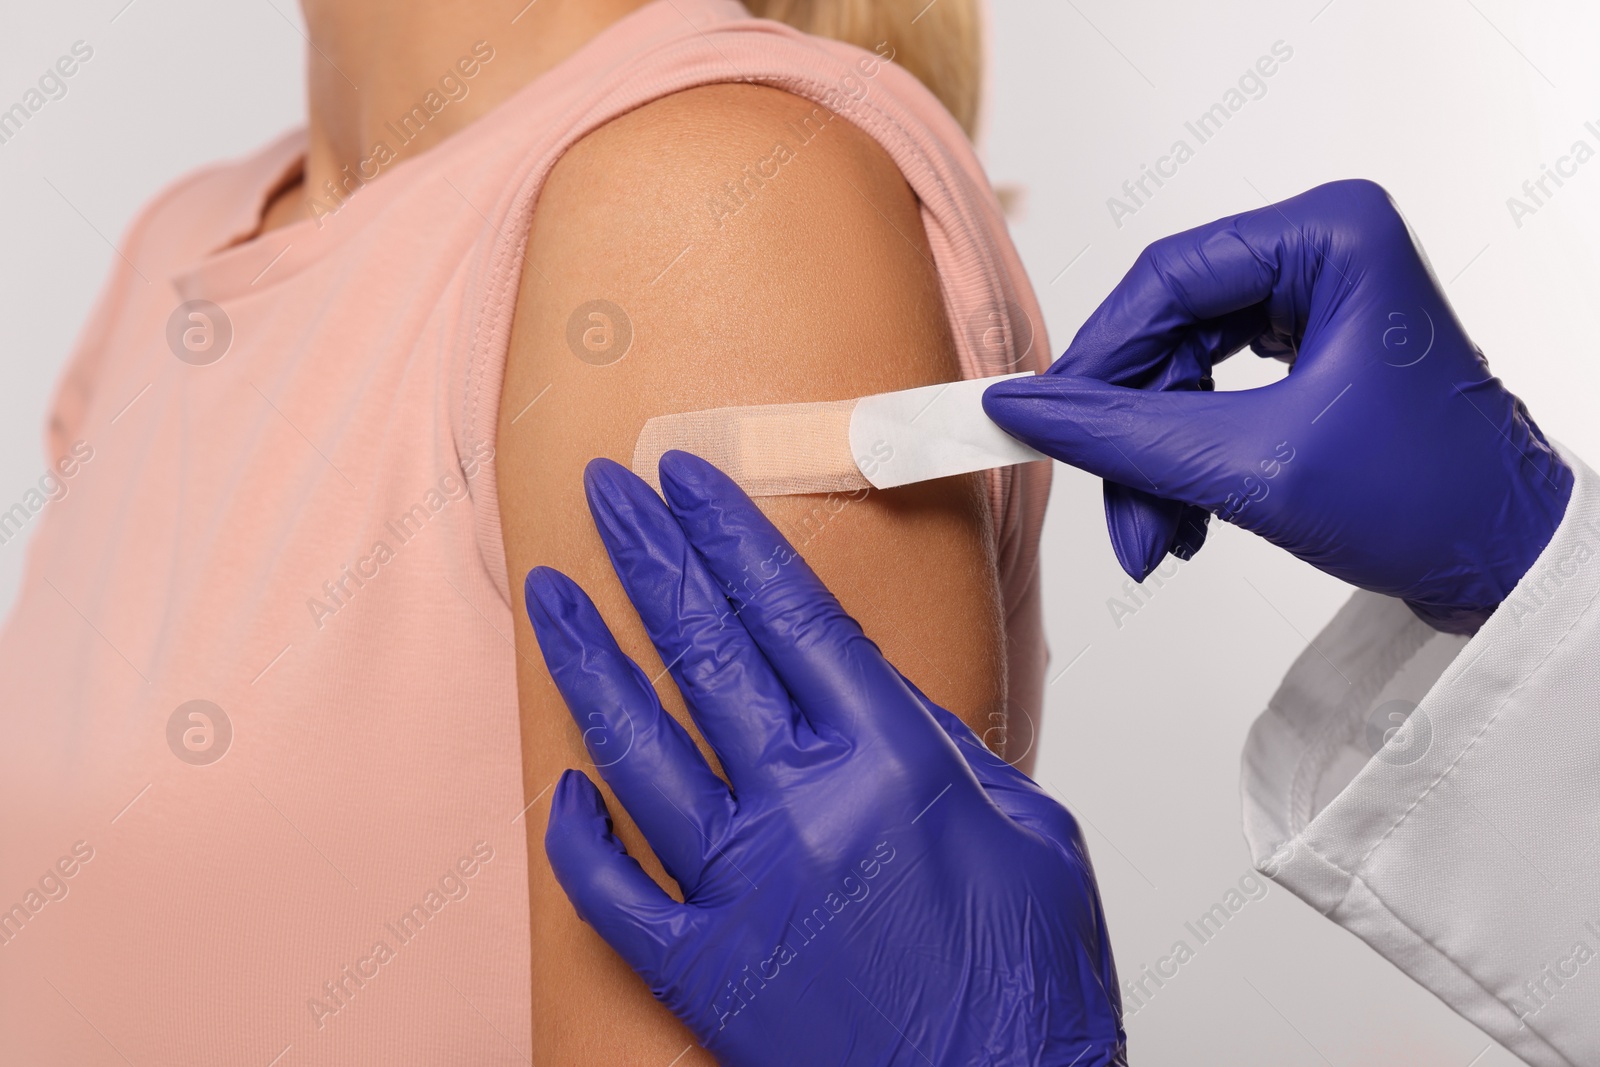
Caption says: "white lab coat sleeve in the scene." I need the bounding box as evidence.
[1240,443,1600,1067]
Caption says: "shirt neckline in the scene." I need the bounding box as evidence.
[171,0,748,303]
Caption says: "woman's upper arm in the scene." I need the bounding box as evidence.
[496,83,1007,1064]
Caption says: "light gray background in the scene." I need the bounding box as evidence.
[3,1,1596,1063]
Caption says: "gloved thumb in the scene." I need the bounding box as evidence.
[984,374,1257,543]
[545,769,682,981]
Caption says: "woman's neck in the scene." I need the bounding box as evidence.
[262,0,652,232]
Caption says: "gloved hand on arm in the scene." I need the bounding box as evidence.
[984,178,1573,634]
[523,450,1127,1067]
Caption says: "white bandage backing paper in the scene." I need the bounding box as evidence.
[631,373,1045,495]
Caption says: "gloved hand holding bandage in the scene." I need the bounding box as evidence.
[526,451,1126,1067]
[984,179,1573,633]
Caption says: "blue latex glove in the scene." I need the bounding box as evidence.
[984,179,1573,634]
[525,451,1126,1067]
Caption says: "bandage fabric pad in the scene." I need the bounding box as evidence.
[631,374,1044,497]
[631,398,867,496]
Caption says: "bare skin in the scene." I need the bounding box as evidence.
[267,2,1013,1062]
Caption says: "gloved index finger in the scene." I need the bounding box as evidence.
[1027,209,1291,583]
[1057,211,1278,387]
[656,450,919,748]
[582,458,803,795]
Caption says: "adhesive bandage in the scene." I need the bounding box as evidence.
[631,372,1046,496]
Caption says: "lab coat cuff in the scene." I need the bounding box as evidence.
[1240,442,1600,1067]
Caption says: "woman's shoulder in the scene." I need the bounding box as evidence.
[517,9,1026,344]
[547,81,912,234]
[498,4,989,231]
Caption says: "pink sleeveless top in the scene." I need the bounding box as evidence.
[0,2,1048,1061]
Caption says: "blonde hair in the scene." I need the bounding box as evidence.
[746,0,983,137]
